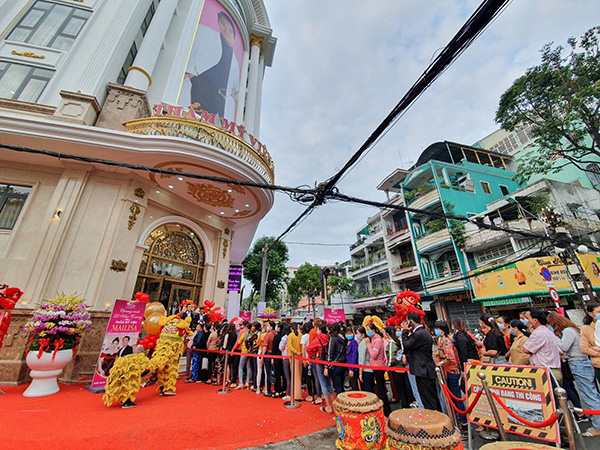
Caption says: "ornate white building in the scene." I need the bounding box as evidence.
[0,0,276,383]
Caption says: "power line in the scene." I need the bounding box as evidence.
[284,241,353,247]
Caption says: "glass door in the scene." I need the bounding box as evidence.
[168,284,195,315]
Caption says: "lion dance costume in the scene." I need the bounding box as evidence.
[103,314,192,408]
[385,290,425,327]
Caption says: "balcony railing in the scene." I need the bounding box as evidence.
[415,228,452,253]
[124,116,274,184]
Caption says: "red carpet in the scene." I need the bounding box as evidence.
[0,381,334,450]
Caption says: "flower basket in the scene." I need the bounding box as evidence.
[257,307,278,321]
[22,293,92,397]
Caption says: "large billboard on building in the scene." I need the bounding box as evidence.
[576,253,600,288]
[470,256,571,300]
[178,0,244,122]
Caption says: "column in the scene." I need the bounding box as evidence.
[125,0,179,91]
[252,56,265,137]
[243,34,263,133]
[235,50,250,124]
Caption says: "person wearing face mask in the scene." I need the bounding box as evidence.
[496,315,512,350]
[384,325,410,409]
[523,309,562,386]
[346,326,360,391]
[580,303,600,387]
[357,326,374,393]
[401,312,441,412]
[366,322,392,416]
[547,311,600,437]
[434,320,466,425]
[507,320,530,365]
[478,314,508,364]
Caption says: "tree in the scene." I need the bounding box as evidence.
[328,275,356,308]
[242,236,289,310]
[495,26,600,183]
[287,263,321,314]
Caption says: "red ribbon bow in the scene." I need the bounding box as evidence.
[52,338,65,362]
[37,338,51,359]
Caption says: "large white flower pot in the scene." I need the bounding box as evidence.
[23,349,74,397]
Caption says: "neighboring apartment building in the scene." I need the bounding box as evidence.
[379,142,519,330]
[0,0,276,384]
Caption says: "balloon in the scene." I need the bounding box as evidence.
[210,307,226,323]
[204,300,215,309]
[230,316,242,325]
[144,315,163,335]
[144,302,165,318]
[135,292,149,303]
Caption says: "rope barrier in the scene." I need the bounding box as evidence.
[189,348,410,372]
[491,392,561,428]
[441,382,468,402]
[441,383,482,415]
[575,408,600,416]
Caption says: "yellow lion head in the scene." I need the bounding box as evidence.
[158,314,192,341]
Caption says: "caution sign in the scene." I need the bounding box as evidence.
[465,363,559,443]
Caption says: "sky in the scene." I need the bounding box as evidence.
[251,0,600,269]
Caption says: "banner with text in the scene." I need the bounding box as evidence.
[324,308,345,323]
[89,300,146,392]
[465,363,558,443]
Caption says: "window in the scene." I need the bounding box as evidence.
[0,61,53,102]
[0,184,32,230]
[477,242,513,263]
[117,0,158,84]
[586,164,600,186]
[480,181,491,194]
[499,185,509,196]
[8,1,91,51]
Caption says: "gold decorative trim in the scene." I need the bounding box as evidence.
[134,188,145,198]
[217,280,225,289]
[11,50,45,59]
[110,260,128,272]
[126,66,152,86]
[128,203,141,230]
[222,240,229,259]
[250,34,264,50]
[125,117,274,184]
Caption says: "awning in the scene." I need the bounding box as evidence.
[481,297,531,307]
[473,289,572,303]
[353,297,391,309]
[422,300,434,311]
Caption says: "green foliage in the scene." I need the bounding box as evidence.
[242,236,289,309]
[425,218,447,233]
[286,263,322,308]
[404,190,416,202]
[522,193,550,216]
[495,26,600,183]
[328,275,356,297]
[449,219,467,248]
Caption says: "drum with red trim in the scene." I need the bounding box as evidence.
[480,443,556,450]
[333,391,386,449]
[386,408,463,450]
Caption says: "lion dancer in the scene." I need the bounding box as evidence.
[0,284,24,350]
[386,290,425,327]
[103,314,192,407]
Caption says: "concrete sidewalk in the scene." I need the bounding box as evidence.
[241,422,600,449]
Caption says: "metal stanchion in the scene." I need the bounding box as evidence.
[217,351,230,395]
[555,387,583,450]
[436,367,459,429]
[477,372,506,441]
[284,354,300,409]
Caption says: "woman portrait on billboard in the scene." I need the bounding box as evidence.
[180,1,243,122]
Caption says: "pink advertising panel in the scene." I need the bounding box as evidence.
[178,0,244,122]
[89,300,147,392]
[324,308,346,323]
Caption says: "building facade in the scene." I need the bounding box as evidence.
[0,0,276,384]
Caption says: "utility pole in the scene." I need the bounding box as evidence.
[543,207,595,305]
[259,242,268,303]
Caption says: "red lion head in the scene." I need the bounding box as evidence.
[395,290,420,307]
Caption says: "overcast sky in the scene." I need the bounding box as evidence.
[252,0,599,268]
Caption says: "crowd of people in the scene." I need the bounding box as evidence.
[177,303,600,438]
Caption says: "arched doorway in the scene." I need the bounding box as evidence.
[134,223,205,315]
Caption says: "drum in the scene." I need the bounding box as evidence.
[386,408,463,450]
[480,443,557,450]
[333,391,386,449]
